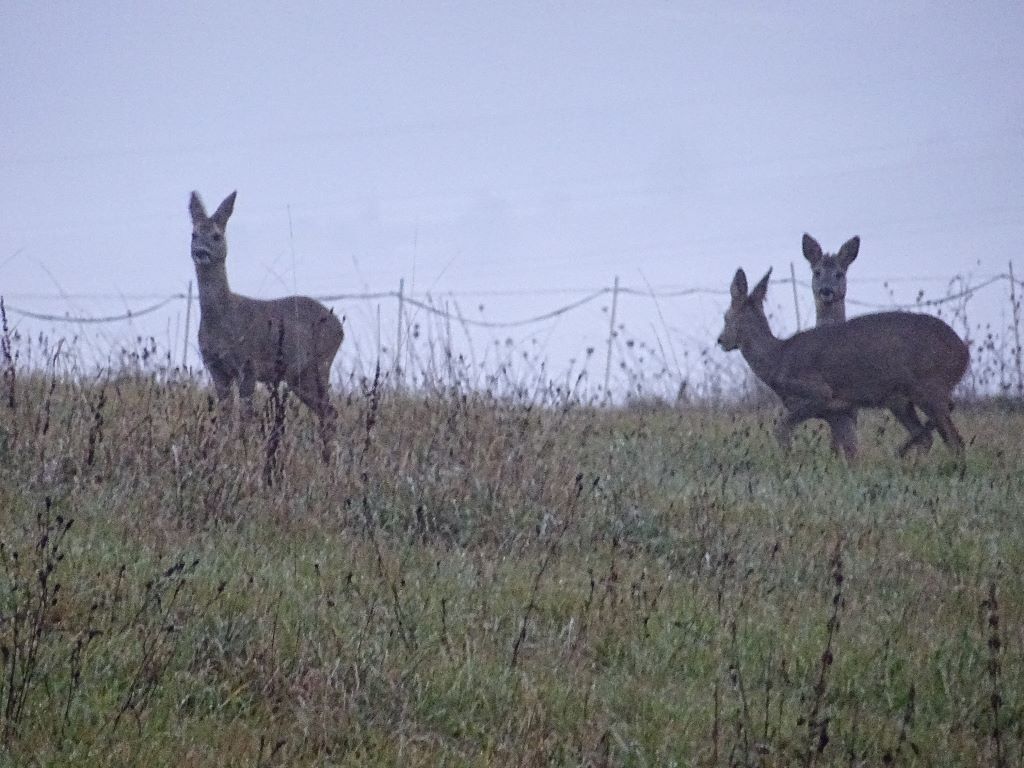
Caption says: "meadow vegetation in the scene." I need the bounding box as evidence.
[1,318,1023,766]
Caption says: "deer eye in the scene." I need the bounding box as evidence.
[836,271,844,278]
[212,232,222,241]
[813,269,821,278]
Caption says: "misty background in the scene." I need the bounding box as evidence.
[2,3,1023,397]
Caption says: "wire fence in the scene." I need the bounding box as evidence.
[3,266,1023,399]
[5,273,1021,326]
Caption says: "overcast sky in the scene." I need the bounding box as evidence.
[2,2,1022,394]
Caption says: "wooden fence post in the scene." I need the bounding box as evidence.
[181,280,193,370]
[603,276,620,401]
[1010,262,1023,396]
[376,302,382,372]
[790,262,802,331]
[395,277,405,390]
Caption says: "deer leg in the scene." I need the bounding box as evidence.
[916,396,965,457]
[211,373,233,405]
[825,410,858,461]
[316,363,339,463]
[237,363,258,421]
[775,399,825,452]
[774,411,797,450]
[773,375,847,452]
[205,362,238,425]
[889,398,933,457]
[293,364,337,462]
[319,400,339,463]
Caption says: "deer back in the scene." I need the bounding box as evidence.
[203,294,343,383]
[775,312,968,405]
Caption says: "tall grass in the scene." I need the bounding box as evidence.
[0,308,1022,765]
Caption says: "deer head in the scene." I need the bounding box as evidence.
[717,268,771,351]
[189,191,237,267]
[802,234,859,318]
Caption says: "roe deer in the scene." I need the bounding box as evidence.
[802,233,859,326]
[717,268,969,459]
[802,233,937,457]
[802,233,861,456]
[189,190,344,460]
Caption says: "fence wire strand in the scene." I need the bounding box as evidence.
[400,289,609,328]
[1,273,1016,326]
[4,295,184,324]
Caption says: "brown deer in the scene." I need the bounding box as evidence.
[802,234,859,326]
[802,233,861,456]
[189,191,344,460]
[802,234,937,457]
[717,268,969,459]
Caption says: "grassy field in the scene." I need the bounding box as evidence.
[1,366,1022,766]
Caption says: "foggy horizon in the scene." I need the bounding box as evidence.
[3,3,1023,396]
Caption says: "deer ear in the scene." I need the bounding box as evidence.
[211,191,237,228]
[189,191,207,223]
[750,269,772,303]
[730,269,749,302]
[802,233,824,265]
[838,236,860,268]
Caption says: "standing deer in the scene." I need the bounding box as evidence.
[189,190,344,460]
[802,233,861,456]
[717,268,969,459]
[802,234,937,457]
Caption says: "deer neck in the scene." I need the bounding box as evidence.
[194,261,235,321]
[815,300,846,326]
[738,315,784,385]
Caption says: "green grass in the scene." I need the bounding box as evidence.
[1,370,1022,766]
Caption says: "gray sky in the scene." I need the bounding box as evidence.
[3,3,1023,394]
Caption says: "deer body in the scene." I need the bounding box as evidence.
[189,191,344,459]
[718,269,968,458]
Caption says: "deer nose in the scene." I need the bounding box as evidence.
[819,287,834,300]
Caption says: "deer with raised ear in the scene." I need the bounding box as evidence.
[802,234,938,457]
[801,233,861,455]
[188,190,344,461]
[717,268,968,459]
[802,234,859,326]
